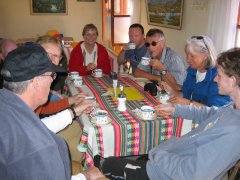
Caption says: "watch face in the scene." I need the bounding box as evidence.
[161,70,167,75]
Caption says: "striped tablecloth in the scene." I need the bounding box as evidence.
[75,75,183,168]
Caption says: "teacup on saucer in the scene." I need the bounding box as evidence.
[140,106,154,120]
[92,110,108,124]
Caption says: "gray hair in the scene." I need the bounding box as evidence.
[1,69,32,94]
[146,28,165,42]
[185,35,217,68]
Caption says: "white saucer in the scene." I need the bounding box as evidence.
[91,117,112,125]
[92,74,103,78]
[136,113,157,121]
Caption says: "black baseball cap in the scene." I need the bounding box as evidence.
[2,44,65,82]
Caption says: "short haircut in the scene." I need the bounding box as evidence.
[129,23,144,34]
[35,35,61,48]
[2,72,32,94]
[82,24,98,36]
[217,48,240,86]
[146,28,165,41]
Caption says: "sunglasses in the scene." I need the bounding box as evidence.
[191,36,204,40]
[191,36,209,53]
[145,41,160,48]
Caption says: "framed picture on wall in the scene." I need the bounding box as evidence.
[30,0,67,15]
[145,0,184,30]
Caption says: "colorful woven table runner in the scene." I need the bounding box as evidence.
[79,75,183,168]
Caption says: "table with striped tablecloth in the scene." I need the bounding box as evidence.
[72,75,183,169]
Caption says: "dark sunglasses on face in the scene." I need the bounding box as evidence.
[145,41,159,48]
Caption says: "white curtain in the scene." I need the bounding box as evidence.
[207,0,239,53]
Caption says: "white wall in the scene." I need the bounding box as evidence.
[0,0,210,58]
[140,0,210,58]
[0,0,103,42]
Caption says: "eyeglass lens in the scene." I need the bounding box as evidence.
[145,41,158,47]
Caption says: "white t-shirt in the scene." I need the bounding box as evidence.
[81,43,98,66]
[196,70,206,83]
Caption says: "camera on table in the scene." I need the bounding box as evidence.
[144,83,157,96]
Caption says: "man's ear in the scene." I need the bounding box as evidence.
[231,75,238,87]
[31,76,41,90]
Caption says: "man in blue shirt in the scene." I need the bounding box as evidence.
[117,23,147,73]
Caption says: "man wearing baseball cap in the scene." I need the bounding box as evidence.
[0,45,104,179]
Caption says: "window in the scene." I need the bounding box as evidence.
[102,0,131,45]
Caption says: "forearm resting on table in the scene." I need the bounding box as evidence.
[133,68,160,81]
[161,73,182,91]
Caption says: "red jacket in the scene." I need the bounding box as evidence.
[68,42,111,76]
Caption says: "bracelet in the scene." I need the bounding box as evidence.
[69,106,77,119]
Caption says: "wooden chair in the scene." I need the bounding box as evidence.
[228,160,240,180]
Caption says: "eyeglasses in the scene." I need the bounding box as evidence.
[145,41,160,48]
[41,72,57,80]
[47,52,63,60]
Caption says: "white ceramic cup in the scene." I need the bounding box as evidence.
[140,106,154,120]
[70,71,79,79]
[159,93,170,105]
[141,57,150,66]
[74,76,83,87]
[92,69,103,78]
[128,43,136,50]
[94,110,108,124]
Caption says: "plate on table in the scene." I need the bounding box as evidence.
[92,74,104,78]
[133,109,157,121]
[90,117,112,125]
[136,113,157,121]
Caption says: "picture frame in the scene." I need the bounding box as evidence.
[30,0,67,15]
[145,0,184,30]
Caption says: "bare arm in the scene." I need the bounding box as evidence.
[117,50,126,65]
[133,67,161,81]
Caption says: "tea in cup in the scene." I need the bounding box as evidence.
[74,76,83,87]
[140,106,154,120]
[94,110,108,124]
[159,90,171,105]
[70,71,79,79]
[92,69,103,78]
[141,57,150,66]
[128,43,136,50]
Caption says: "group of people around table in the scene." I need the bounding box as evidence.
[0,22,240,180]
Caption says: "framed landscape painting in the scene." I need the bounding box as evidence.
[145,0,184,30]
[31,0,67,15]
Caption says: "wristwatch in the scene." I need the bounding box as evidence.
[160,69,167,76]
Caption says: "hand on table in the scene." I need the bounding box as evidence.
[68,94,84,106]
[160,81,175,95]
[87,63,97,71]
[168,96,190,106]
[74,99,96,116]
[154,104,175,117]
[81,166,105,180]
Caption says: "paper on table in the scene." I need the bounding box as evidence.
[107,87,144,100]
